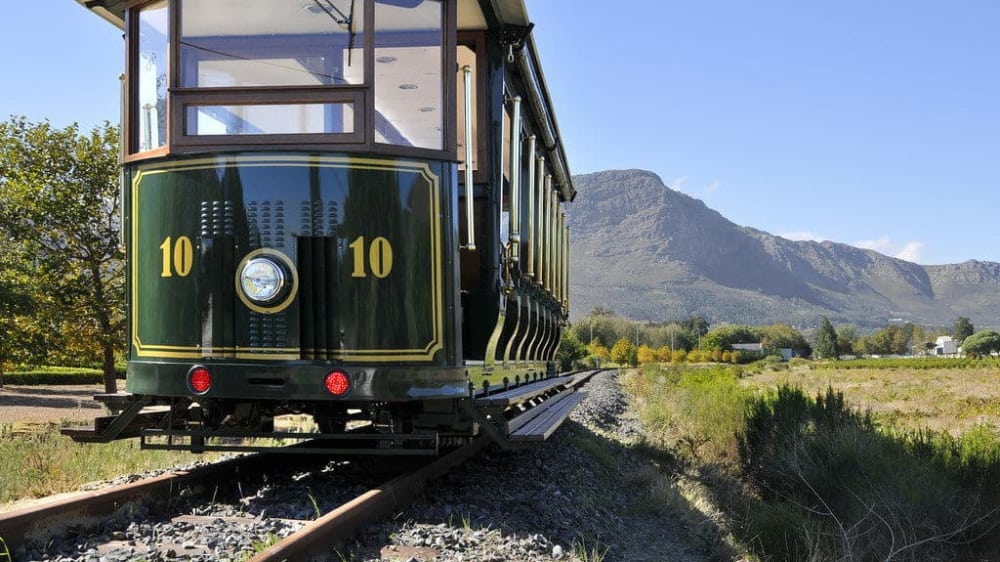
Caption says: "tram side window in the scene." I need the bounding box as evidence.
[373,0,444,150]
[137,1,168,152]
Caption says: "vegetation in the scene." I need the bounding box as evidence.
[809,356,999,371]
[962,329,1000,358]
[813,316,838,359]
[0,365,126,385]
[0,118,123,392]
[623,361,1000,561]
[0,423,205,505]
[953,316,975,344]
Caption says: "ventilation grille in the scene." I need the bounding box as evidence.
[298,200,341,360]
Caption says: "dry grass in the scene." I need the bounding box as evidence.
[0,422,215,507]
[744,364,1000,435]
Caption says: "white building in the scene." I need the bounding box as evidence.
[935,336,958,356]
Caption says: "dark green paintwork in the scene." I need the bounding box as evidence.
[125,152,462,401]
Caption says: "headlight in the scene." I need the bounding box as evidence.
[239,257,286,304]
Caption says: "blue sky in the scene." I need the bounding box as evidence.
[2,0,998,265]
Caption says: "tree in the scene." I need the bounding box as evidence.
[760,323,811,356]
[814,317,838,360]
[556,330,587,372]
[610,338,635,365]
[586,338,610,364]
[0,118,124,392]
[636,344,656,364]
[961,330,1000,358]
[700,325,760,351]
[835,324,857,356]
[0,239,47,374]
[952,317,974,344]
[680,315,710,338]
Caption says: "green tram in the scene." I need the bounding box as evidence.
[68,0,578,454]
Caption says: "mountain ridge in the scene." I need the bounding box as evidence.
[566,169,1000,329]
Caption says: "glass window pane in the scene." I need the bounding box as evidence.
[180,0,365,88]
[137,1,168,152]
[374,0,443,150]
[185,102,355,135]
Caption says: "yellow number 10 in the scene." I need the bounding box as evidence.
[349,236,393,279]
[159,236,194,277]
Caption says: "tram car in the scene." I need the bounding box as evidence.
[66,0,579,454]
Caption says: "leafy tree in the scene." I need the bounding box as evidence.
[835,324,856,356]
[644,322,695,351]
[961,330,1000,358]
[610,337,635,365]
[814,317,838,359]
[760,323,811,356]
[952,317,975,344]
[575,313,634,352]
[586,338,610,364]
[0,117,123,392]
[680,315,710,338]
[699,325,760,351]
[855,334,872,356]
[636,344,656,364]
[556,330,587,372]
[589,306,616,317]
[869,325,900,355]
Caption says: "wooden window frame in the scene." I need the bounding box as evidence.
[124,0,458,162]
[171,87,365,147]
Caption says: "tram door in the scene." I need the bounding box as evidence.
[456,40,492,361]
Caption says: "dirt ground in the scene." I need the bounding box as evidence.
[0,384,106,425]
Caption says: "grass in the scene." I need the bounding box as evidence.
[745,362,1000,434]
[0,422,211,506]
[622,361,1000,562]
[1,365,126,385]
[625,363,750,463]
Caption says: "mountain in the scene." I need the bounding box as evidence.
[567,169,1000,329]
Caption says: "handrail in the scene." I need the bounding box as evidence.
[509,96,522,262]
[462,65,476,250]
[526,137,537,276]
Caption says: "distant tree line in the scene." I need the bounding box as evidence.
[559,308,993,368]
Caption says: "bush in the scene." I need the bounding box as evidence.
[1,365,125,385]
[738,385,1000,562]
[627,365,750,463]
[811,357,999,370]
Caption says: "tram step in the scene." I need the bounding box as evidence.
[60,410,170,443]
[508,391,585,443]
[474,376,571,407]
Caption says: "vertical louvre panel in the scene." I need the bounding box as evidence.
[298,199,340,360]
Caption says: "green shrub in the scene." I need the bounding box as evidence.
[628,365,750,463]
[1,365,126,385]
[812,356,1000,370]
[738,385,1000,561]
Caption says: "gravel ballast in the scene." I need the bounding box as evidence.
[13,370,743,561]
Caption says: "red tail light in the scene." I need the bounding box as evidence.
[188,366,212,394]
[324,370,350,396]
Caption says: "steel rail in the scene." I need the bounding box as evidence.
[249,436,491,562]
[0,454,258,551]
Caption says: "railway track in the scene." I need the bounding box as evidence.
[1,370,601,561]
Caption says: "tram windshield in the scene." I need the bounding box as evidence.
[130,0,447,153]
[179,0,365,88]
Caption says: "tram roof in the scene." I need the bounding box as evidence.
[72,0,575,201]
